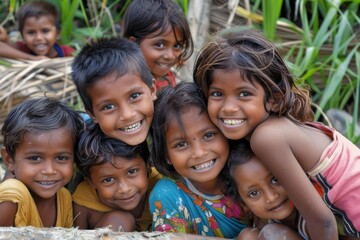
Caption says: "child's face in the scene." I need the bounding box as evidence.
[87,72,156,146]
[139,25,182,79]
[2,128,74,200]
[165,106,228,192]
[22,15,60,57]
[233,157,294,220]
[89,155,149,215]
[207,69,273,140]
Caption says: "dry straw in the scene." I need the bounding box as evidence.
[0,57,80,145]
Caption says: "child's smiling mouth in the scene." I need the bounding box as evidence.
[120,120,142,132]
[192,159,216,171]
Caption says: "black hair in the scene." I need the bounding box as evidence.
[2,96,84,159]
[222,140,255,200]
[76,123,150,180]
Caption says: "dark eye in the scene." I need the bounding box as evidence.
[102,177,114,183]
[249,190,260,198]
[56,155,69,161]
[175,141,187,148]
[28,156,41,161]
[239,91,250,97]
[174,43,182,50]
[103,104,115,110]
[26,30,36,35]
[204,131,216,139]
[128,168,138,175]
[271,177,279,184]
[130,93,141,100]
[155,42,164,48]
[209,91,222,97]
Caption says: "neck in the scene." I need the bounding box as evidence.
[184,177,223,199]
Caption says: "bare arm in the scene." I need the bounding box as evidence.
[73,202,89,229]
[95,210,135,232]
[0,41,47,60]
[0,201,17,226]
[250,121,337,240]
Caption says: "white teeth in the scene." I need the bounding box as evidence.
[193,160,215,170]
[223,119,244,125]
[37,181,56,185]
[121,121,141,132]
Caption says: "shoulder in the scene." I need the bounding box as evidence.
[150,177,181,198]
[166,71,176,86]
[251,117,295,149]
[0,179,30,198]
[72,180,96,202]
[60,45,75,56]
[57,187,72,201]
[151,177,177,191]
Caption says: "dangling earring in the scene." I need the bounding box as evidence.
[152,94,157,101]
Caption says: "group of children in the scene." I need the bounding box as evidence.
[0,1,359,240]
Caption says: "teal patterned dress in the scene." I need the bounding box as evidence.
[149,177,248,239]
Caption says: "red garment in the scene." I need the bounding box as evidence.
[16,41,74,57]
[155,70,177,90]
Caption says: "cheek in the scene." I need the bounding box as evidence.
[207,105,219,124]
[96,187,113,200]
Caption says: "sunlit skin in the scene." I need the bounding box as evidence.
[88,156,149,218]
[0,128,74,227]
[21,15,60,57]
[207,69,272,141]
[3,128,74,200]
[208,69,337,239]
[165,105,228,194]
[233,157,295,221]
[139,26,182,80]
[87,71,156,146]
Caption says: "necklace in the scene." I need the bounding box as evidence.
[183,177,224,201]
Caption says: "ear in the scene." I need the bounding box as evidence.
[85,109,98,124]
[166,159,172,165]
[266,97,276,112]
[150,79,157,101]
[1,147,15,173]
[129,36,137,43]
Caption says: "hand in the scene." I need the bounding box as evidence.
[0,26,8,42]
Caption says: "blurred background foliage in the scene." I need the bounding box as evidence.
[0,0,359,144]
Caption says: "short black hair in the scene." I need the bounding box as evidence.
[76,123,150,180]
[2,96,84,159]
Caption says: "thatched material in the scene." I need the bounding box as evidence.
[0,57,80,145]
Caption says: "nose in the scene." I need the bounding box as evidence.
[117,180,131,194]
[191,140,208,159]
[222,96,239,114]
[35,32,44,41]
[264,187,279,203]
[118,103,136,121]
[163,47,176,61]
[41,160,56,175]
